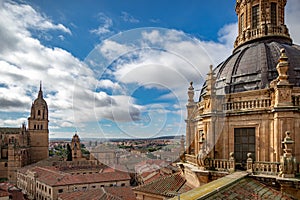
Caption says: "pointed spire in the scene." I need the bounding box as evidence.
[38,81,43,99]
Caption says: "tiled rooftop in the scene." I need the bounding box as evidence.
[204,177,293,200]
[21,166,130,187]
[134,172,190,198]
[170,172,294,200]
[58,187,136,200]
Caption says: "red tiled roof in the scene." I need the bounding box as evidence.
[104,187,137,200]
[0,190,9,197]
[55,171,130,186]
[58,187,136,200]
[134,173,188,197]
[23,166,130,187]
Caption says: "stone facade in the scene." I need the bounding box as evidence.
[185,0,300,172]
[0,83,49,183]
[234,0,291,48]
[17,162,131,200]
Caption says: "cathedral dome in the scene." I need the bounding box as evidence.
[213,39,300,95]
[200,0,300,99]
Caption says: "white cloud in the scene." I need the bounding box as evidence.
[0,1,142,133]
[0,118,28,127]
[90,12,113,37]
[0,0,71,35]
[121,12,139,23]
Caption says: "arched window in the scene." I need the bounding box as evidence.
[34,125,36,129]
[4,163,8,167]
[38,110,41,116]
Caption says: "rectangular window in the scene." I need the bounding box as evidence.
[58,189,63,193]
[252,5,259,28]
[240,13,244,34]
[234,128,256,166]
[271,3,277,26]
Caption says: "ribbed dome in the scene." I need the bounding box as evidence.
[200,38,300,100]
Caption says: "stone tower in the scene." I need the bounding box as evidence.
[71,133,83,161]
[28,82,49,163]
[235,0,291,48]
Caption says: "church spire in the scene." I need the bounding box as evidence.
[38,81,43,99]
[234,0,291,49]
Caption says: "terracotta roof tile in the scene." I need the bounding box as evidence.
[58,187,136,200]
[55,171,130,186]
[134,173,188,197]
[21,166,130,187]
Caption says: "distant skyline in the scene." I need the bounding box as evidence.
[1,0,300,139]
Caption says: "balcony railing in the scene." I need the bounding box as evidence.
[208,159,234,172]
[250,161,281,176]
[223,99,271,111]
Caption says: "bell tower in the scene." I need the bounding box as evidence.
[234,0,292,48]
[28,82,49,163]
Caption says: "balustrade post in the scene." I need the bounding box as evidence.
[229,152,235,173]
[247,153,253,173]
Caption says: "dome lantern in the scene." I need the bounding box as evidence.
[234,0,291,49]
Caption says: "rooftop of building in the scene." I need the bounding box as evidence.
[58,187,136,200]
[169,172,295,200]
[0,127,22,134]
[133,172,192,198]
[23,166,130,186]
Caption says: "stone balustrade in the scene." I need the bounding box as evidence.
[223,99,271,111]
[208,159,233,172]
[235,25,290,48]
[250,161,281,176]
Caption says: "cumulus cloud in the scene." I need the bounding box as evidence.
[0,0,143,133]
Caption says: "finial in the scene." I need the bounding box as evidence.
[189,81,194,90]
[279,48,288,63]
[38,81,43,99]
[276,48,289,85]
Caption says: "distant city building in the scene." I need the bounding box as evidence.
[70,133,88,161]
[17,161,131,200]
[0,83,49,183]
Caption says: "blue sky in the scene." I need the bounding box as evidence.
[1,0,300,139]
